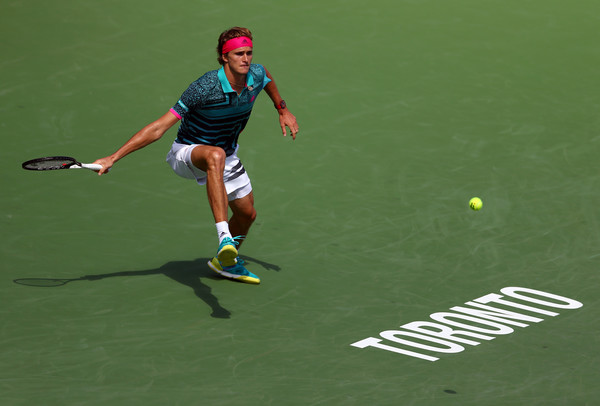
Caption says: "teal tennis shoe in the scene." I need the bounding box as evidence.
[208,257,260,285]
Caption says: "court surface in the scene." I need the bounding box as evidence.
[2,0,599,405]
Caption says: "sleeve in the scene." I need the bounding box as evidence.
[252,64,271,92]
[261,67,272,90]
[170,81,202,120]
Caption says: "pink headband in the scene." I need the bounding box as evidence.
[222,36,253,54]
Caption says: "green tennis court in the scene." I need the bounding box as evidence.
[2,0,599,404]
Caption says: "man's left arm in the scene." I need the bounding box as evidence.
[263,68,299,140]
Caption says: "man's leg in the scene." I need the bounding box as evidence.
[228,191,257,250]
[190,145,237,265]
[207,191,260,284]
[190,145,228,223]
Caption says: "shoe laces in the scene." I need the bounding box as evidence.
[225,235,245,246]
[232,235,246,245]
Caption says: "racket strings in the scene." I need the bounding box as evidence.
[22,157,77,170]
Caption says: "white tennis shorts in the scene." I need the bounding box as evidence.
[166,141,252,201]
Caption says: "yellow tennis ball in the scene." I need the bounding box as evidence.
[469,197,483,211]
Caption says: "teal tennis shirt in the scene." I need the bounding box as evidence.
[170,64,271,156]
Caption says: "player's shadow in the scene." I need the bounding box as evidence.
[13,255,281,319]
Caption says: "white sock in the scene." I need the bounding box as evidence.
[216,221,232,244]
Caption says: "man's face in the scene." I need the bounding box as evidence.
[223,47,253,76]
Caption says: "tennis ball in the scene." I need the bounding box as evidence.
[469,197,483,211]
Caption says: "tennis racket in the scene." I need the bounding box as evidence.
[22,156,103,172]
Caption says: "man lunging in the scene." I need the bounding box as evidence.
[94,27,298,284]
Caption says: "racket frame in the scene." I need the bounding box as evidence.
[22,156,103,171]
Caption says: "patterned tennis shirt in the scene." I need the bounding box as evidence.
[170,64,271,156]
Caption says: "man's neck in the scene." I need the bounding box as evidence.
[223,65,247,89]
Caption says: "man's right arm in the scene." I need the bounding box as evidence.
[93,111,180,175]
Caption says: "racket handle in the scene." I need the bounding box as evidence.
[79,163,103,171]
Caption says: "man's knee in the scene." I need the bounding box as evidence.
[237,205,256,224]
[232,200,256,225]
[192,146,226,172]
[205,148,226,172]
[208,147,226,162]
[247,207,257,224]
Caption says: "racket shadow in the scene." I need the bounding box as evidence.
[13,255,281,319]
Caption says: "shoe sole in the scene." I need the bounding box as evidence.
[217,244,238,267]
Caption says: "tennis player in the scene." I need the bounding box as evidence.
[93,27,298,284]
